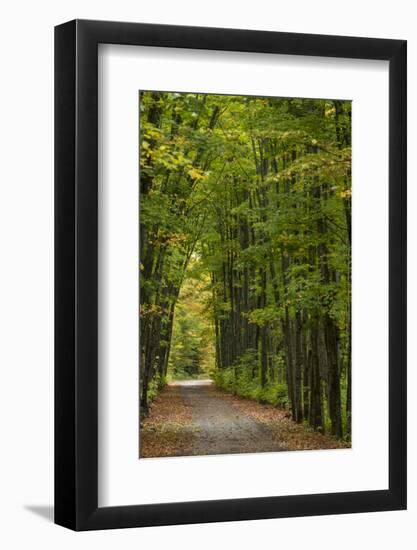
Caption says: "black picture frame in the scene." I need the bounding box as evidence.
[55,19,407,531]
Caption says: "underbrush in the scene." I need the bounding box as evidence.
[212,364,289,408]
[146,373,167,404]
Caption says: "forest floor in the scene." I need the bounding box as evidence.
[140,380,350,458]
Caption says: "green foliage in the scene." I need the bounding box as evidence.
[146,373,166,403]
[212,351,289,408]
[213,365,289,408]
[139,90,351,440]
[168,269,215,380]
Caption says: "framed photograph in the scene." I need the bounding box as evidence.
[55,19,406,530]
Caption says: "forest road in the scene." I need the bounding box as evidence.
[141,381,348,458]
[176,380,287,455]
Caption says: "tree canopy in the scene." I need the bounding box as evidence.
[140,91,351,440]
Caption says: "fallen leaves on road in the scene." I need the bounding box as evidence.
[140,385,198,458]
[218,388,350,451]
[140,383,350,459]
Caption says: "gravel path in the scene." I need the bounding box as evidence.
[140,380,348,458]
[177,380,286,456]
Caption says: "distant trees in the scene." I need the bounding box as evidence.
[168,275,214,380]
[140,91,351,439]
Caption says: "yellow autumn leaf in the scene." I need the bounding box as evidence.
[188,167,206,180]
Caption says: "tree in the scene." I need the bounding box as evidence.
[139,92,352,440]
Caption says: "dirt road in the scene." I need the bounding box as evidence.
[140,380,349,458]
[178,380,286,455]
